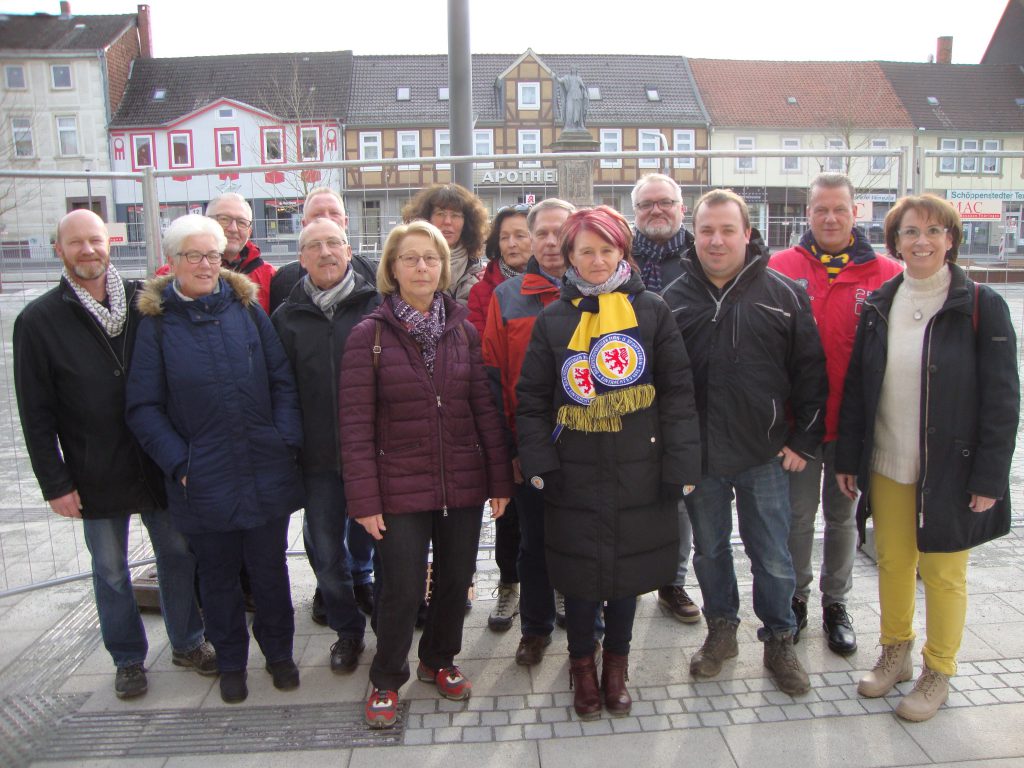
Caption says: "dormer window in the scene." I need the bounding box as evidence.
[396,87,411,101]
[645,87,660,102]
[518,82,540,110]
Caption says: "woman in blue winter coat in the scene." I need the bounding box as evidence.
[126,214,306,705]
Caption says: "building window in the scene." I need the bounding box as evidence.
[961,138,979,173]
[396,86,411,101]
[645,87,660,101]
[131,134,154,169]
[638,129,662,169]
[870,138,889,172]
[300,126,321,162]
[782,137,801,172]
[518,129,541,167]
[152,88,166,100]
[736,137,755,172]
[673,129,695,169]
[600,129,622,168]
[50,64,72,89]
[939,138,957,173]
[982,139,1001,174]
[517,82,540,110]
[474,129,494,169]
[55,116,79,156]
[438,87,449,100]
[215,128,240,166]
[826,138,845,172]
[168,131,192,168]
[217,107,234,118]
[435,129,450,170]
[359,132,382,170]
[261,126,284,164]
[397,130,420,170]
[588,86,601,100]
[4,65,26,90]
[11,117,33,158]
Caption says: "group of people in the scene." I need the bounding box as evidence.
[13,172,1017,728]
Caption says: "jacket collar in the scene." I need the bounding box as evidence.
[681,230,769,294]
[559,263,646,303]
[521,256,562,297]
[136,269,258,317]
[283,269,377,314]
[866,261,970,320]
[371,291,469,332]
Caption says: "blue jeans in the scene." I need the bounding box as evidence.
[83,510,204,668]
[686,458,798,639]
[186,515,294,672]
[672,498,693,587]
[301,473,366,640]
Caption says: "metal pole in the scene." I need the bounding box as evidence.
[898,146,908,198]
[912,145,924,196]
[447,0,473,190]
[140,166,162,275]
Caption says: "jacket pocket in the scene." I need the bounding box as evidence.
[379,439,427,481]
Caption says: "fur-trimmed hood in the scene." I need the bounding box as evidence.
[136,269,259,317]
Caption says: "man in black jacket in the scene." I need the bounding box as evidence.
[272,216,381,672]
[661,190,827,696]
[631,172,700,624]
[13,210,214,700]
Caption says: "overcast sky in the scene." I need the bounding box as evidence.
[2,0,1009,63]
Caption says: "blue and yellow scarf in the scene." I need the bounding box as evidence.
[557,266,654,433]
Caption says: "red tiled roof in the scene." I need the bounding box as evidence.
[689,59,914,130]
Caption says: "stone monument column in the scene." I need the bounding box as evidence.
[551,129,600,208]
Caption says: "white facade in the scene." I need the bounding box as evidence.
[110,97,343,246]
[1,56,113,246]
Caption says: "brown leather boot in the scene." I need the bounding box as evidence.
[569,655,601,720]
[600,651,632,716]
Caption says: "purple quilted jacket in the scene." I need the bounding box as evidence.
[339,293,513,519]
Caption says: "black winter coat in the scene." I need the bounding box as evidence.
[835,264,1019,552]
[271,273,381,475]
[13,278,166,518]
[515,270,702,601]
[661,242,827,476]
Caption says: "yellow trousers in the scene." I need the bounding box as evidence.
[869,473,969,676]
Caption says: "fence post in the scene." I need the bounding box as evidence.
[141,166,162,275]
[912,145,924,196]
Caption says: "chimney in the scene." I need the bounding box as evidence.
[59,1,70,16]
[137,4,153,58]
[936,36,953,64]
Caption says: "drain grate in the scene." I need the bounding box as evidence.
[36,700,408,759]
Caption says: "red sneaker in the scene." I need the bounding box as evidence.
[365,688,399,728]
[416,661,472,701]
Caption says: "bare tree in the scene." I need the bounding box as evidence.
[0,88,43,237]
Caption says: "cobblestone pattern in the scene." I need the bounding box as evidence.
[398,658,1024,745]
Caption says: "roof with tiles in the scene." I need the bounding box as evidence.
[982,0,1024,65]
[109,51,353,128]
[346,52,708,126]
[0,11,135,52]
[688,59,914,130]
[878,62,1024,132]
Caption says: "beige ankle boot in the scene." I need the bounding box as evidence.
[857,639,914,698]
[895,664,950,722]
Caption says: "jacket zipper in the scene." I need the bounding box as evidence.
[704,257,758,323]
[435,391,447,517]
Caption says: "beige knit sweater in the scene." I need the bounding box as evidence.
[871,264,951,484]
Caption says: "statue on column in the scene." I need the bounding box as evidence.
[555,66,589,131]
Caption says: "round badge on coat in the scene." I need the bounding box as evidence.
[589,334,645,388]
[561,353,596,405]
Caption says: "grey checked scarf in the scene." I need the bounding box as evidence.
[302,267,356,319]
[63,263,127,337]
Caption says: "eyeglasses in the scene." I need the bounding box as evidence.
[397,253,442,267]
[211,214,252,230]
[898,226,948,240]
[497,203,531,214]
[301,238,347,252]
[430,209,464,222]
[178,251,223,266]
[635,199,681,212]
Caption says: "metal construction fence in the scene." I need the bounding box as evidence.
[0,146,1022,596]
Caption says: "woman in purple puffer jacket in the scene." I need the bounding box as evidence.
[339,220,513,729]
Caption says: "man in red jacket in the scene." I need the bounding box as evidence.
[769,173,902,656]
[207,193,276,313]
